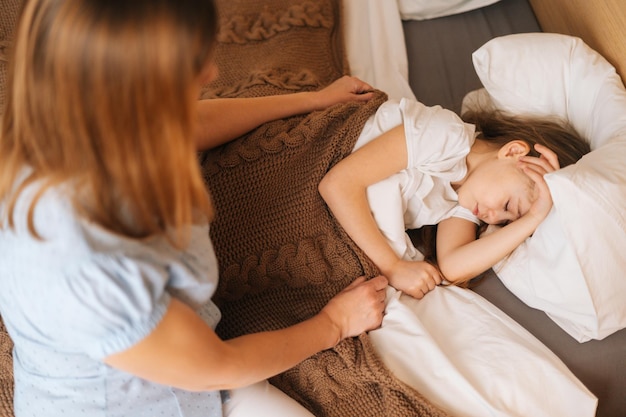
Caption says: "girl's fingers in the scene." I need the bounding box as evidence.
[534,143,560,170]
[520,162,548,185]
[518,144,560,175]
[519,156,554,174]
[519,161,546,177]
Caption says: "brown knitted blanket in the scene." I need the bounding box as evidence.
[0,0,450,416]
[0,0,21,116]
[200,1,450,416]
[1,2,21,416]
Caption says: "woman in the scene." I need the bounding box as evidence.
[0,1,387,416]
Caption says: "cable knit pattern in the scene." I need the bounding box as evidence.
[0,318,13,417]
[202,68,321,100]
[200,0,346,102]
[0,1,21,414]
[200,1,451,416]
[276,334,453,417]
[217,1,333,44]
[0,41,10,62]
[0,0,22,115]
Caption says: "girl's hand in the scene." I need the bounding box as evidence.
[386,260,442,300]
[312,75,375,110]
[519,143,560,222]
[320,275,388,342]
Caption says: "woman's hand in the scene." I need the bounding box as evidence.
[519,143,560,222]
[385,259,442,300]
[319,275,388,343]
[312,75,375,110]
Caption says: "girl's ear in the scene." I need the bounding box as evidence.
[498,140,531,160]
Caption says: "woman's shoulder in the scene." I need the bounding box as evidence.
[3,175,204,258]
[1,173,217,303]
[0,181,216,358]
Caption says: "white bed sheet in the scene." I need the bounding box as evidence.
[343,2,598,416]
[343,0,416,101]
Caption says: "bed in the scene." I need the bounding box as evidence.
[345,1,626,416]
[403,2,626,416]
[1,0,625,416]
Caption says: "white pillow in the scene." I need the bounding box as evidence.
[397,0,501,21]
[466,33,626,342]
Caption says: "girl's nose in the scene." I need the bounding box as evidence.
[484,208,501,224]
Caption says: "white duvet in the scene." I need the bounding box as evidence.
[369,285,598,417]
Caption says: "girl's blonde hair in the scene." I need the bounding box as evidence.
[0,0,218,248]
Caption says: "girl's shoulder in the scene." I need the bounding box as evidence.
[398,99,475,175]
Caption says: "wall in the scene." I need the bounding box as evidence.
[529,0,626,83]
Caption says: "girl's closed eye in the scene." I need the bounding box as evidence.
[498,200,512,225]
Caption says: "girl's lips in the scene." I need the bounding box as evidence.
[473,204,479,216]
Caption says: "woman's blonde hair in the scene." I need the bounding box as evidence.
[0,0,218,248]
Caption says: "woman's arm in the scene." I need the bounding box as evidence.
[319,125,441,298]
[104,275,387,392]
[195,75,374,150]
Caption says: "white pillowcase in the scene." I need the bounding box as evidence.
[465,33,626,342]
[397,0,501,21]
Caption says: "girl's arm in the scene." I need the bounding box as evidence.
[436,214,543,283]
[195,75,374,150]
[319,125,442,298]
[105,275,387,392]
[437,144,560,283]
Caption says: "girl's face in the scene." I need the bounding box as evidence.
[456,142,537,225]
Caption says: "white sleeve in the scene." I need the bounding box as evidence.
[450,205,481,225]
[400,98,475,182]
[41,254,172,360]
[366,173,425,261]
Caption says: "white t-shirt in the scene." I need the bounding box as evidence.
[353,98,479,260]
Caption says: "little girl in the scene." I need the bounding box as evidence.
[319,98,590,299]
[0,1,386,416]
